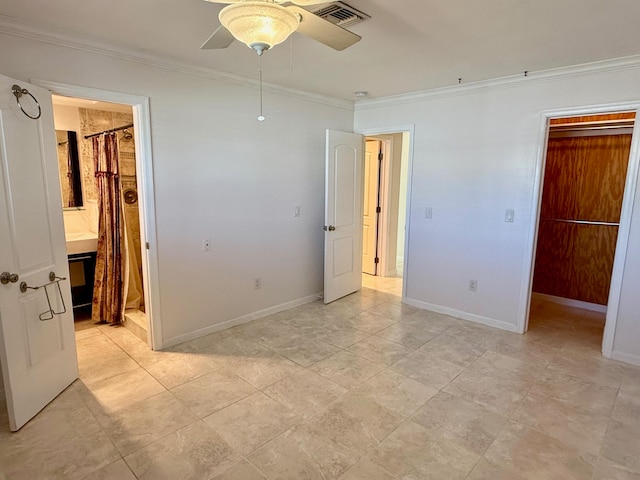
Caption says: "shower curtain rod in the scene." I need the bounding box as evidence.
[84,123,133,139]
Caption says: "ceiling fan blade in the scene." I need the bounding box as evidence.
[200,25,236,49]
[286,0,332,5]
[287,5,361,51]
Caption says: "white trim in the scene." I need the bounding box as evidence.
[604,109,640,357]
[610,351,640,368]
[519,115,552,334]
[355,55,640,111]
[532,292,607,314]
[522,101,640,359]
[0,15,352,111]
[356,125,415,302]
[378,138,392,277]
[33,79,164,351]
[403,297,520,333]
[160,293,321,349]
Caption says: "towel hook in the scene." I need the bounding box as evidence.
[12,84,41,120]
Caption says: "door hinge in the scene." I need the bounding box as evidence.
[376,206,381,213]
[374,257,379,264]
[145,242,150,250]
[378,152,383,161]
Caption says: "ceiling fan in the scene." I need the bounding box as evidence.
[201,0,362,56]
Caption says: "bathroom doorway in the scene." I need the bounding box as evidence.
[361,131,412,298]
[52,95,152,346]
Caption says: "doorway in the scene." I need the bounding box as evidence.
[46,86,159,355]
[361,131,411,298]
[528,111,636,350]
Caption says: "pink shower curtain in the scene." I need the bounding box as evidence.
[92,133,125,324]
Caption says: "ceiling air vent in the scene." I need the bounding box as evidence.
[310,2,370,29]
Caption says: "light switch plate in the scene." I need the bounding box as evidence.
[505,209,515,223]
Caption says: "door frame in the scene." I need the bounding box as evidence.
[356,125,415,301]
[521,101,640,358]
[366,135,399,278]
[32,79,163,350]
[363,139,383,276]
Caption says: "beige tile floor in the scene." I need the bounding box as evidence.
[1,280,640,479]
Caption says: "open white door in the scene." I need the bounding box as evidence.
[0,75,78,431]
[324,129,364,304]
[362,139,381,275]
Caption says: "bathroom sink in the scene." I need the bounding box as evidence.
[65,232,98,255]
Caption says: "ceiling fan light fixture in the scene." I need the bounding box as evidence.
[219,2,300,55]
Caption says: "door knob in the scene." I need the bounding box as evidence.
[1,272,19,284]
[323,225,336,231]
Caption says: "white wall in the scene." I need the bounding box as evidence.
[355,65,640,363]
[612,172,640,365]
[52,104,81,132]
[0,33,353,346]
[396,132,409,265]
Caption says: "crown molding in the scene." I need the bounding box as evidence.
[355,55,640,111]
[0,15,354,111]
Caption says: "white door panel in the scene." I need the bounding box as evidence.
[0,75,78,431]
[362,140,380,275]
[324,130,364,304]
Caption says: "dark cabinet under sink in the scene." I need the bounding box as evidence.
[68,252,96,310]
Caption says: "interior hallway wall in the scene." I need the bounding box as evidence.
[396,132,410,268]
[355,65,640,365]
[0,32,354,346]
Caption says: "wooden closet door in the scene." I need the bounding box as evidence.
[533,134,631,305]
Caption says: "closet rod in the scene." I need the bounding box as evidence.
[542,218,620,227]
[550,118,634,132]
[550,125,633,133]
[84,123,133,139]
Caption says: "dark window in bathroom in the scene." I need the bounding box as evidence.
[56,130,83,208]
[67,132,83,207]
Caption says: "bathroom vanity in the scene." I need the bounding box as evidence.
[67,252,96,310]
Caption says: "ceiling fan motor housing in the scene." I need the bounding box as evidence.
[219,2,300,52]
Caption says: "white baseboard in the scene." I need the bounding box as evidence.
[403,297,520,333]
[159,293,322,349]
[532,292,607,314]
[610,350,640,367]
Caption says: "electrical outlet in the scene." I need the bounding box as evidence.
[469,279,477,292]
[294,205,301,218]
[505,209,515,223]
[254,277,262,290]
[425,207,433,219]
[202,238,211,251]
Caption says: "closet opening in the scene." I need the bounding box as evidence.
[528,111,636,350]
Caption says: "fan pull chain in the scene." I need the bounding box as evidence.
[258,55,265,122]
[289,37,294,73]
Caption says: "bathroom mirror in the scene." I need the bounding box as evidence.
[56,130,83,208]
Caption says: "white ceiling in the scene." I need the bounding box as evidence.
[2,0,640,100]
